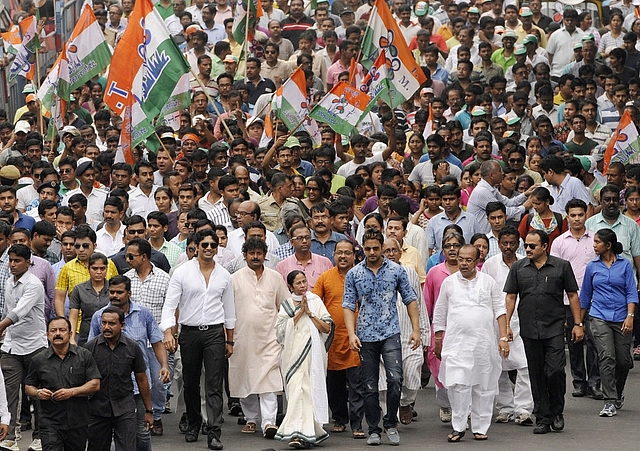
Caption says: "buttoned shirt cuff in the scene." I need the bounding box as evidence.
[6,312,19,325]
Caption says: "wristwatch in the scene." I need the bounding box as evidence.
[309,312,316,319]
[145,409,153,414]
[575,323,584,327]
[225,340,235,346]
[499,337,509,342]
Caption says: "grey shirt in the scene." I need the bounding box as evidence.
[70,280,110,345]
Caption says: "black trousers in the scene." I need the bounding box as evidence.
[87,410,136,451]
[565,307,600,390]
[522,335,566,426]
[40,425,88,451]
[326,366,365,431]
[179,324,225,439]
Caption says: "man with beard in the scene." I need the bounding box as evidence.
[229,238,289,438]
[25,317,101,451]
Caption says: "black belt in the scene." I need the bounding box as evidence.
[181,324,223,331]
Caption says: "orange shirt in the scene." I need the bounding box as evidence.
[313,266,361,371]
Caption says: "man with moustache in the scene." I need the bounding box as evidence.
[25,317,101,451]
[229,238,290,438]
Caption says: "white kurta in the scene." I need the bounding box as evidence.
[229,266,291,398]
[481,253,528,371]
[433,271,505,390]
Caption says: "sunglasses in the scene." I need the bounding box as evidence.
[200,242,218,249]
[127,229,146,235]
[74,243,91,249]
[125,253,140,260]
[509,158,524,163]
[523,243,538,249]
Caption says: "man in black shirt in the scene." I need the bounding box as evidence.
[504,229,583,435]
[25,317,101,451]
[84,307,152,451]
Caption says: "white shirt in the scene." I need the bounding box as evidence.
[160,259,236,330]
[546,26,585,77]
[61,187,109,226]
[128,185,158,219]
[165,14,183,36]
[17,183,37,211]
[337,153,384,177]
[226,227,281,257]
[96,223,126,257]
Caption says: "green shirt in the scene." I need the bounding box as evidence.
[565,138,598,156]
[155,1,174,20]
[491,49,516,72]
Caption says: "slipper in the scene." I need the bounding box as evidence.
[241,422,256,433]
[399,405,413,425]
[447,430,465,442]
[473,433,488,440]
[332,423,346,432]
[352,430,366,439]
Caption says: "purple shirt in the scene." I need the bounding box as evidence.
[28,255,56,320]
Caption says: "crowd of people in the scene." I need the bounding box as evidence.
[2,0,640,449]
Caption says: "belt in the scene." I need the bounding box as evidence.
[181,324,223,331]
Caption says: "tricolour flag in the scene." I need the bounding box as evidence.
[1,24,22,55]
[104,0,190,147]
[232,0,263,45]
[8,15,40,82]
[358,48,389,102]
[38,44,70,137]
[275,66,321,145]
[309,82,373,136]
[604,110,640,172]
[423,103,434,139]
[361,0,426,108]
[66,4,112,91]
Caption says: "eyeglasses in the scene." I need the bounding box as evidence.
[335,251,354,256]
[235,211,254,217]
[291,235,311,242]
[523,243,538,249]
[187,247,197,253]
[186,221,199,228]
[383,249,401,254]
[74,243,91,249]
[60,168,73,174]
[200,242,218,249]
[443,243,462,249]
[125,253,140,260]
[509,158,524,163]
[127,229,146,235]
[264,50,277,54]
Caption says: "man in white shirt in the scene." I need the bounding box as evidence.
[161,230,235,450]
[127,162,158,220]
[546,8,584,78]
[61,160,108,226]
[226,201,280,256]
[186,0,206,26]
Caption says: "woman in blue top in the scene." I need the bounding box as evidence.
[580,229,638,418]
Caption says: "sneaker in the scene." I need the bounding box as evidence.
[599,402,617,417]
[367,432,381,446]
[514,413,534,426]
[228,403,243,416]
[27,440,40,451]
[615,394,625,410]
[634,345,640,361]
[0,440,19,451]
[150,419,163,436]
[164,398,172,414]
[439,407,452,423]
[385,428,400,446]
[494,412,514,423]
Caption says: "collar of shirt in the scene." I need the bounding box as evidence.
[523,256,557,268]
[45,343,79,359]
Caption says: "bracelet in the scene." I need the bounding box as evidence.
[628,313,635,317]
[499,337,509,342]
[226,340,235,346]
[435,337,442,341]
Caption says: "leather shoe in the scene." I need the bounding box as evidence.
[533,424,551,434]
[179,412,189,434]
[551,414,564,431]
[185,426,200,443]
[150,419,163,436]
[572,387,586,397]
[208,436,223,450]
[587,387,604,400]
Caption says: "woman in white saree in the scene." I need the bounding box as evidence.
[275,270,334,449]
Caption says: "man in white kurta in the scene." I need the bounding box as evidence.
[481,227,534,426]
[230,238,291,438]
[433,245,509,440]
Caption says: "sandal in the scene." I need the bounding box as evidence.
[399,405,413,425]
[241,422,256,433]
[473,433,488,441]
[332,423,346,432]
[352,430,366,439]
[447,430,465,442]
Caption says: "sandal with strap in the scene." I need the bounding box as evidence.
[332,423,346,433]
[241,422,256,433]
[447,430,465,442]
[352,430,366,439]
[473,433,488,440]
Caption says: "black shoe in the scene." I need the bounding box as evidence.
[202,423,212,435]
[533,424,551,434]
[179,412,189,434]
[572,387,587,397]
[19,420,32,431]
[185,426,200,443]
[587,387,604,400]
[551,414,564,431]
[207,435,223,450]
[228,403,243,416]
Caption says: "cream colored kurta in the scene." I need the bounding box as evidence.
[229,266,291,398]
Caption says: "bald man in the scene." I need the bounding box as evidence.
[226,201,280,256]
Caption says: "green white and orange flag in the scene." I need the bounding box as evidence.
[8,15,40,82]
[1,24,22,55]
[38,43,70,138]
[309,82,373,136]
[274,66,321,145]
[361,0,426,107]
[358,48,389,102]
[104,0,190,147]
[232,0,263,45]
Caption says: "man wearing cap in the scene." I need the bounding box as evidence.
[523,34,549,68]
[491,31,517,72]
[546,8,584,79]
[61,159,109,226]
[515,8,546,47]
[0,121,30,167]
[0,166,21,189]
[13,84,35,124]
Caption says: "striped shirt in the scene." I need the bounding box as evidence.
[207,202,234,232]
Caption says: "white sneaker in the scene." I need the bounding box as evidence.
[495,412,514,423]
[27,439,40,451]
[0,439,19,451]
[439,407,452,423]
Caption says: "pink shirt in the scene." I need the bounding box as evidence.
[276,252,334,290]
[326,61,363,88]
[549,229,596,305]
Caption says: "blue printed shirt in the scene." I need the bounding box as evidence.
[342,257,417,342]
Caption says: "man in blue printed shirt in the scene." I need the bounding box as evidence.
[342,228,421,447]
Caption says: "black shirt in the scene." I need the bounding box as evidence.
[503,255,579,340]
[84,334,147,417]
[234,78,276,105]
[25,345,101,429]
[111,248,171,275]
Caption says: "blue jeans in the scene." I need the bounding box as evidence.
[146,347,169,420]
[134,394,151,451]
[360,334,403,434]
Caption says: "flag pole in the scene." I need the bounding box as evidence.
[35,47,44,135]
[243,7,250,82]
[154,131,176,166]
[188,68,235,140]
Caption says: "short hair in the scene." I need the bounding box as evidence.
[68,193,88,208]
[565,198,588,213]
[241,237,268,254]
[498,225,519,241]
[362,228,385,246]
[47,316,72,332]
[32,220,56,237]
[134,161,154,176]
[243,221,266,236]
[127,237,152,259]
[74,224,97,243]
[8,244,30,260]
[102,306,126,324]
[485,201,506,216]
[194,229,219,246]
[104,196,124,213]
[600,184,620,199]
[526,229,549,248]
[540,155,564,174]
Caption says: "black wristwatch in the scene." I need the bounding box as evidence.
[226,340,235,346]
[145,409,153,414]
